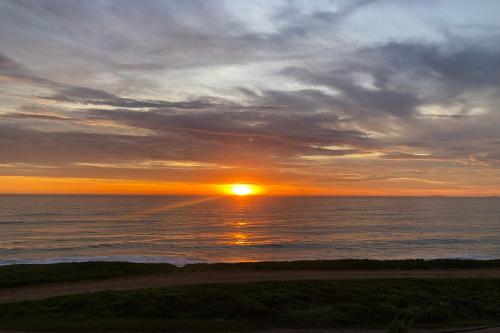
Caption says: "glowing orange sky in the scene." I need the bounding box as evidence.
[2,176,499,197]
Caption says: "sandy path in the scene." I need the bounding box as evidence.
[1,269,500,304]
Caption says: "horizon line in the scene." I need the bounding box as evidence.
[0,193,498,198]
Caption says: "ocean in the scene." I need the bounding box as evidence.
[1,195,499,266]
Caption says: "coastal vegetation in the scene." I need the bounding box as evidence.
[2,259,500,288]
[0,261,177,288]
[0,278,499,331]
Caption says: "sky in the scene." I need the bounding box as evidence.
[1,0,500,195]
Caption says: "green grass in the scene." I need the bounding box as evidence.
[2,259,500,289]
[1,279,499,331]
[0,262,176,288]
[182,258,500,272]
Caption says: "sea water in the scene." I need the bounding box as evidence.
[1,195,499,265]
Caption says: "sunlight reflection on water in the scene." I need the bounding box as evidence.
[1,195,500,265]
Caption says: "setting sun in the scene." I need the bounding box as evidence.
[228,184,260,196]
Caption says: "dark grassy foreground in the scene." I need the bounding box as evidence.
[0,262,177,288]
[182,258,500,272]
[1,279,499,332]
[2,259,500,288]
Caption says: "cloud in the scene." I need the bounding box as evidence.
[44,86,219,109]
[0,112,71,121]
[1,0,500,193]
[0,52,56,87]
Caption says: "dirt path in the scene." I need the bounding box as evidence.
[1,268,500,304]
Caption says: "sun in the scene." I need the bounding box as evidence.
[231,184,253,196]
[229,184,259,196]
[218,183,262,196]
